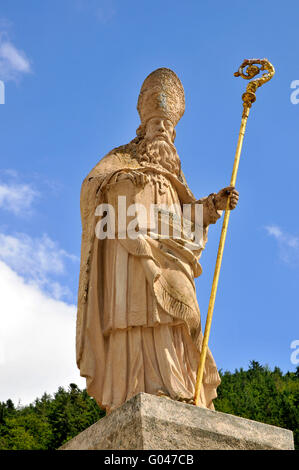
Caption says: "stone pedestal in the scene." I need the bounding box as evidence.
[59,392,294,450]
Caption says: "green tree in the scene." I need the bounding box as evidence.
[0,384,105,450]
[214,362,299,449]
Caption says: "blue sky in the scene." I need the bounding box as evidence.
[0,0,299,404]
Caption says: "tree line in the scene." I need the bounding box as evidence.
[0,361,298,450]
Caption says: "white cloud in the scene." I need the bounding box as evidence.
[0,41,30,72]
[75,0,116,23]
[0,181,38,215]
[265,225,299,264]
[0,260,85,405]
[0,167,83,404]
[0,232,79,301]
[265,225,283,239]
[0,33,31,81]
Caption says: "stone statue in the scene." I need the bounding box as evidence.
[76,68,239,414]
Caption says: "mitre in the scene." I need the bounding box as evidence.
[137,68,185,127]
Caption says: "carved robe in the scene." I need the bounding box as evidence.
[76,140,221,413]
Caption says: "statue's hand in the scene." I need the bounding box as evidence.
[214,186,239,210]
[116,171,149,187]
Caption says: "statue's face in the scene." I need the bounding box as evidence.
[145,117,174,143]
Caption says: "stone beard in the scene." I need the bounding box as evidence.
[136,135,181,176]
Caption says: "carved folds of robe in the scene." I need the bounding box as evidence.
[76,142,221,413]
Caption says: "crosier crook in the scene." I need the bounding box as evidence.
[194,59,275,406]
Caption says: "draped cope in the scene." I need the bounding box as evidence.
[76,141,221,412]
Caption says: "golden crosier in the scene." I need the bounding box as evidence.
[194,59,275,407]
[235,58,275,113]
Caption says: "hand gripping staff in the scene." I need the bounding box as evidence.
[194,59,275,406]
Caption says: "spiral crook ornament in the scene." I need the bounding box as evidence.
[234,58,275,108]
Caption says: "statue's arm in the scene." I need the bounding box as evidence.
[192,194,222,228]
[179,169,222,227]
[191,186,239,227]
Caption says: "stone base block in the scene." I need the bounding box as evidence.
[59,392,294,450]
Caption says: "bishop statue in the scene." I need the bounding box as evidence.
[76,68,239,414]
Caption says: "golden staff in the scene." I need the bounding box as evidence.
[194,58,275,406]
